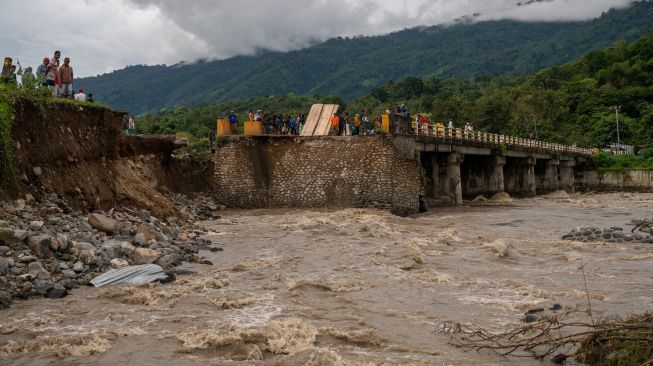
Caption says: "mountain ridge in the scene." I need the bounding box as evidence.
[77,1,653,114]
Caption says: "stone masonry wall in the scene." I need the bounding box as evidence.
[576,170,653,191]
[214,136,421,215]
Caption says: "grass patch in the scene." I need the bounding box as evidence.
[594,152,653,172]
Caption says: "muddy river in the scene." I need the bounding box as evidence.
[1,192,652,365]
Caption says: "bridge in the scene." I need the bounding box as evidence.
[213,112,593,214]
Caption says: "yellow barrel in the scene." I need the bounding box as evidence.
[382,113,390,134]
[216,119,232,136]
[244,121,263,136]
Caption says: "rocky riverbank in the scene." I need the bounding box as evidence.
[562,218,653,243]
[0,193,222,309]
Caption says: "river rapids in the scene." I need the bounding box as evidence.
[1,192,652,365]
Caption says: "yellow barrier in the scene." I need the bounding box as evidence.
[216,119,232,136]
[244,121,263,136]
[381,113,390,134]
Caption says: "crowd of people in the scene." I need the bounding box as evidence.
[216,103,476,139]
[329,111,378,136]
[1,52,94,102]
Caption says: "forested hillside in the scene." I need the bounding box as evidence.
[138,35,653,152]
[79,1,653,114]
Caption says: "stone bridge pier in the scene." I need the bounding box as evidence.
[421,149,578,204]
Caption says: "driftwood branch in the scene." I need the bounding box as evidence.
[437,313,653,364]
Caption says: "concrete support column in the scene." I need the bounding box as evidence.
[544,159,560,192]
[559,160,576,193]
[489,156,506,194]
[445,152,463,205]
[430,154,440,199]
[522,157,536,197]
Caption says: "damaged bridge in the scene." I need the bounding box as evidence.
[213,128,591,215]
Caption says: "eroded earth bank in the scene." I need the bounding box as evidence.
[1,192,652,365]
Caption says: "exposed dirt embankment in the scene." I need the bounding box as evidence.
[9,101,212,217]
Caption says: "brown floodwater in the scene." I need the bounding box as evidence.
[1,192,652,365]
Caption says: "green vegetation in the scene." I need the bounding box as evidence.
[577,313,653,365]
[78,1,653,114]
[138,35,653,156]
[595,152,653,171]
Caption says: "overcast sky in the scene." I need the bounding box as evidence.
[0,0,635,77]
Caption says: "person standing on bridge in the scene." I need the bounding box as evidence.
[362,113,369,135]
[330,113,339,135]
[353,114,361,135]
[248,109,254,121]
[290,115,298,135]
[436,121,444,137]
[229,111,238,135]
[339,113,347,136]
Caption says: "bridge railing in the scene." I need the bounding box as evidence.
[411,123,593,156]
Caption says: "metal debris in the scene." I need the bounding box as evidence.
[90,264,168,287]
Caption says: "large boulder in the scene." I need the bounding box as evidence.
[28,235,51,257]
[133,248,159,265]
[87,214,120,234]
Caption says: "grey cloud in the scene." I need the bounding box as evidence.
[129,0,635,60]
[0,0,635,76]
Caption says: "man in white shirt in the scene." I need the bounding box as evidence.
[74,88,86,102]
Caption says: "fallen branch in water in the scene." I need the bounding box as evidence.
[437,313,653,364]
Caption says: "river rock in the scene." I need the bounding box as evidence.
[29,221,44,231]
[138,210,151,222]
[0,257,8,275]
[133,248,159,265]
[62,270,77,279]
[0,291,11,309]
[88,213,120,234]
[28,235,51,257]
[13,229,28,242]
[110,258,129,268]
[136,224,157,242]
[0,246,10,254]
[80,220,93,232]
[34,280,55,296]
[73,261,84,272]
[119,242,135,257]
[47,284,67,299]
[28,261,51,280]
[101,240,124,259]
[133,233,147,246]
[157,253,183,269]
[0,228,14,244]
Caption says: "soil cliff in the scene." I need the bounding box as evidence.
[6,101,212,217]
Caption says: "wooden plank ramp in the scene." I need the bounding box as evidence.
[314,104,340,136]
[300,104,323,136]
